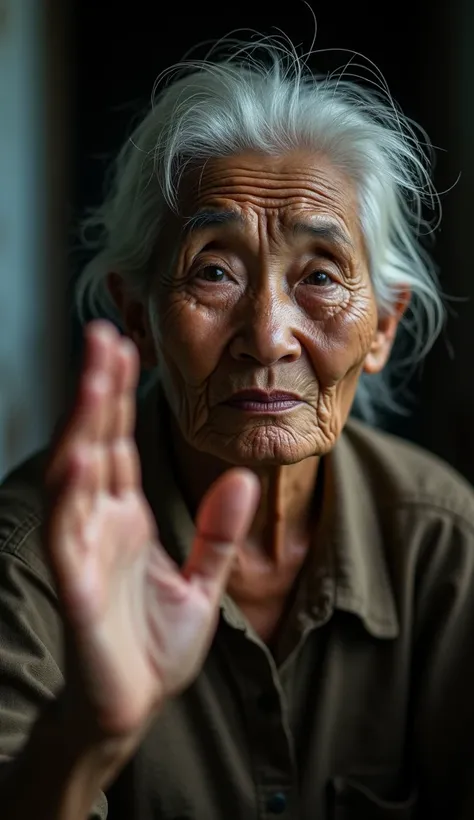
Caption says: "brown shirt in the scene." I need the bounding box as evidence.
[1,387,474,819]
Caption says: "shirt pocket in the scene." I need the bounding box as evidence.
[330,775,417,820]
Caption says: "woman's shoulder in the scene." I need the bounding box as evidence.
[342,417,474,529]
[0,450,48,576]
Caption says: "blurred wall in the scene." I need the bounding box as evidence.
[416,0,474,482]
[0,0,68,478]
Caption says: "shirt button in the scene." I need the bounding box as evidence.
[266,792,287,814]
[256,690,280,714]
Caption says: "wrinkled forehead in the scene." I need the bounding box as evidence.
[176,150,363,245]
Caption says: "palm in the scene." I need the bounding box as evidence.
[45,322,258,739]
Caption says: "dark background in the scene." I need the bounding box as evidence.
[68,0,474,481]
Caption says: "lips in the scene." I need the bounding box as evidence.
[224,389,303,412]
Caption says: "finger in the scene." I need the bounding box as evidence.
[109,438,142,495]
[110,336,140,440]
[48,373,112,500]
[45,443,93,583]
[46,322,118,492]
[183,469,260,602]
[66,321,119,445]
[108,337,141,495]
[44,453,106,627]
[83,320,119,378]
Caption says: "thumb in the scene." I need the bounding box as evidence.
[182,468,260,602]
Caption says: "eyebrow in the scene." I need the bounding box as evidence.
[290,219,354,250]
[182,209,354,252]
[182,209,243,235]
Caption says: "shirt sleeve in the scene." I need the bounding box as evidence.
[0,513,108,820]
[413,509,474,819]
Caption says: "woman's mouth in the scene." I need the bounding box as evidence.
[224,389,303,413]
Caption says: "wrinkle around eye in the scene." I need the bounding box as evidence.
[296,278,350,315]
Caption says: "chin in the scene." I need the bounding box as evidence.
[206,424,318,467]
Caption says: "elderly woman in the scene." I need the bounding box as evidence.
[1,37,473,820]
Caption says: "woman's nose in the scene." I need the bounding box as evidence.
[229,292,301,366]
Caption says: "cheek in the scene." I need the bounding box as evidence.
[307,290,377,385]
[156,295,229,385]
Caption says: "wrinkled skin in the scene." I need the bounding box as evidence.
[153,151,384,463]
[112,150,406,639]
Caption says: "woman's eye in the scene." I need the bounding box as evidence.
[302,270,332,286]
[196,265,229,283]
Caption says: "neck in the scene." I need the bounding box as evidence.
[169,419,321,566]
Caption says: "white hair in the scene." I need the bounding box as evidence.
[75,36,445,423]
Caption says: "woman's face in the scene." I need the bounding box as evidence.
[140,150,400,466]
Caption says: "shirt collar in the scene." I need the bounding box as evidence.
[325,431,399,638]
[135,384,399,641]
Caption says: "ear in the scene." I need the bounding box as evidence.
[363,289,411,375]
[107,273,157,369]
